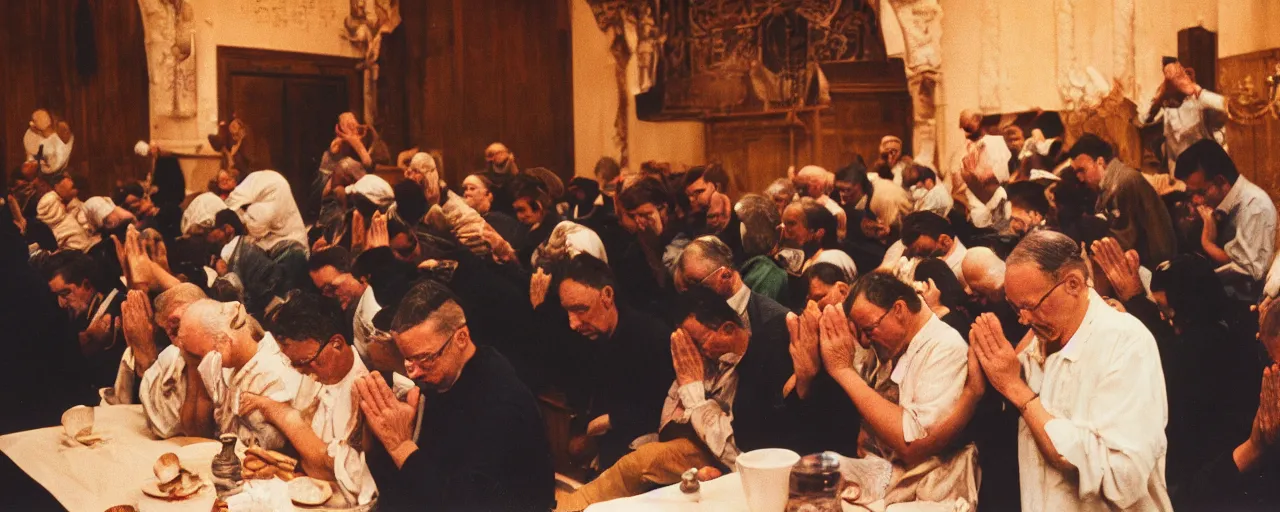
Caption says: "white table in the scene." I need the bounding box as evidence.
[0,406,373,512]
[0,405,222,511]
[584,473,963,512]
[585,474,748,512]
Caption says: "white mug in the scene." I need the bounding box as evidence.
[736,448,800,512]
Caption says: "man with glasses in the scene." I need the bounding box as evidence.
[356,280,553,512]
[818,271,980,505]
[237,292,376,506]
[972,230,1172,510]
[172,299,302,449]
[41,251,125,391]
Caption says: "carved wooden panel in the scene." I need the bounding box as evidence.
[706,111,819,199]
[704,59,912,199]
[1218,49,1280,202]
[381,0,575,185]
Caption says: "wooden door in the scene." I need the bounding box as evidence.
[218,47,361,215]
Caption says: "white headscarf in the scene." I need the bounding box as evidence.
[182,192,230,235]
[531,221,608,268]
[81,196,117,229]
[23,129,74,174]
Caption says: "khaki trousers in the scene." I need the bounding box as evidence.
[556,438,719,511]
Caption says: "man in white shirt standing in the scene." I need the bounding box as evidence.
[972,230,1172,511]
[1139,62,1227,166]
[1176,139,1277,303]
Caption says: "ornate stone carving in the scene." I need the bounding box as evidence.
[978,0,1001,112]
[885,0,943,166]
[343,0,401,124]
[138,0,197,118]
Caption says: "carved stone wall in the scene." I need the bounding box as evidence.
[885,0,943,167]
[138,0,197,118]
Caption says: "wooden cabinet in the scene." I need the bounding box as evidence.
[703,60,913,198]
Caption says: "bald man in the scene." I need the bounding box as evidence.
[172,300,302,449]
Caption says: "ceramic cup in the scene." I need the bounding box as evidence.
[737,448,801,512]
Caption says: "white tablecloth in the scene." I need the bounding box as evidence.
[585,474,748,512]
[584,474,963,512]
[0,405,220,512]
[0,405,232,512]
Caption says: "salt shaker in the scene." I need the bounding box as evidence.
[678,468,701,502]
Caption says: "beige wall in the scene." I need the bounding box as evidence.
[145,0,357,190]
[930,0,1218,173]
[569,0,705,177]
[1219,0,1280,57]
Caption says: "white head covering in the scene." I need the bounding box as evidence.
[182,192,230,235]
[81,196,117,229]
[808,249,858,282]
[24,129,74,174]
[1028,169,1061,184]
[531,221,608,268]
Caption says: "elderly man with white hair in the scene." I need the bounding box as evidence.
[169,299,302,449]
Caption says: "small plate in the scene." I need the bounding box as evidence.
[140,475,207,501]
[288,477,334,507]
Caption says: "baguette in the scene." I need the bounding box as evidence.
[243,458,267,471]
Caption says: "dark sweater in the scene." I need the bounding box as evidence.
[366,346,554,512]
[737,292,861,457]
[589,305,675,466]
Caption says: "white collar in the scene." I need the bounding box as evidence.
[727,284,752,321]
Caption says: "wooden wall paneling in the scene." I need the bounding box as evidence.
[386,0,575,187]
[706,112,818,199]
[1,0,151,198]
[217,47,361,213]
[1218,49,1280,203]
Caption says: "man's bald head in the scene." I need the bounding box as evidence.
[962,246,1006,302]
[795,165,834,198]
[177,299,260,364]
[154,283,207,340]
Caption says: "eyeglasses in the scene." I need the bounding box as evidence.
[697,266,726,288]
[859,307,893,339]
[291,339,330,368]
[1009,280,1066,316]
[402,324,466,369]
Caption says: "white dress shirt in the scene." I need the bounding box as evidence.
[888,314,969,448]
[1213,175,1277,299]
[965,186,1011,231]
[292,352,375,505]
[352,286,382,364]
[913,182,954,218]
[225,170,309,253]
[141,345,188,438]
[198,332,303,450]
[659,352,743,468]
[1265,253,1280,299]
[1017,291,1172,511]
[1142,90,1227,161]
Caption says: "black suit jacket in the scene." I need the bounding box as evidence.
[733,292,861,457]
